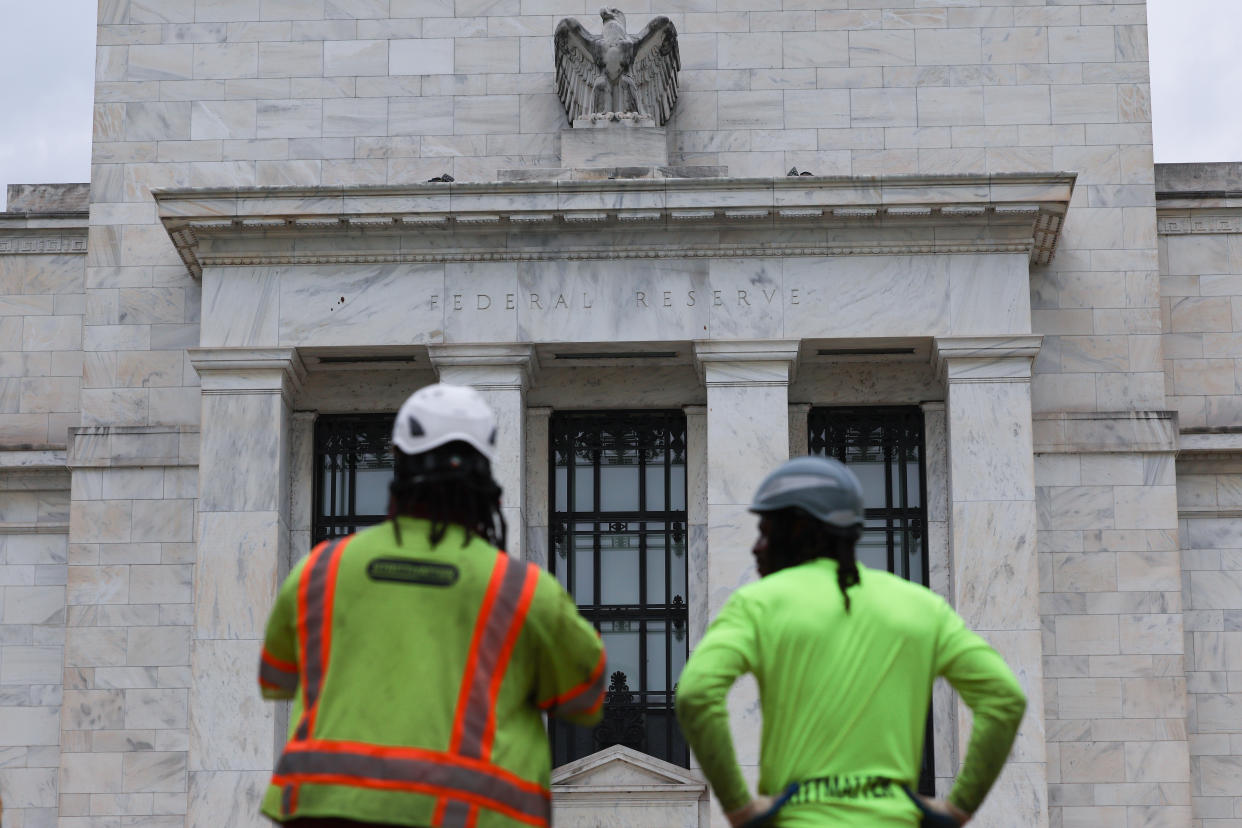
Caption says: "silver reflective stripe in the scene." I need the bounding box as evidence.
[457,556,532,759]
[295,539,342,741]
[548,665,606,717]
[281,784,295,816]
[260,660,297,692]
[276,749,550,823]
[441,798,471,828]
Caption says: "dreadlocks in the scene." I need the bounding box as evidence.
[387,440,507,551]
[761,507,862,612]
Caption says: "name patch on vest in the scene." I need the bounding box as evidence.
[367,558,459,587]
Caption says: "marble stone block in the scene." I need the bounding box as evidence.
[561,127,670,169]
[189,640,277,771]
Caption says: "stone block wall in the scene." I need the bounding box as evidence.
[1034,423,1191,826]
[1,187,86,828]
[0,461,70,828]
[1155,163,1242,827]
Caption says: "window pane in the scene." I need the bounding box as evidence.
[856,528,889,571]
[645,464,665,511]
[647,621,667,691]
[555,465,567,512]
[601,622,640,691]
[600,458,639,511]
[573,530,594,605]
[646,529,666,605]
[573,455,594,511]
[355,468,389,515]
[852,461,887,509]
[669,462,686,511]
[600,533,640,605]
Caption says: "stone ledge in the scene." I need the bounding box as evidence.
[1032,410,1178,454]
[69,425,200,469]
[155,172,1076,278]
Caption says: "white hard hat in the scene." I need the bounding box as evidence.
[392,383,497,462]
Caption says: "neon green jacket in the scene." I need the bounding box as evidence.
[676,559,1026,826]
[258,517,605,827]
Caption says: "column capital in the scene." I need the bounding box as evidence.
[427,344,539,390]
[188,347,307,403]
[693,339,800,385]
[932,335,1042,383]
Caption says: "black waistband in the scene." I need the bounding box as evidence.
[788,775,897,804]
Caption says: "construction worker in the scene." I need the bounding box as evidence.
[676,455,1027,827]
[258,383,606,828]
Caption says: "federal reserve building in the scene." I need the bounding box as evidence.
[1,0,1240,825]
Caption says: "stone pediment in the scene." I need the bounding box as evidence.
[553,744,704,790]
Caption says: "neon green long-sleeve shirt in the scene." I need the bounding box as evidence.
[675,559,1026,826]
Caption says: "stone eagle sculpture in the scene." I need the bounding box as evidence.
[554,8,680,127]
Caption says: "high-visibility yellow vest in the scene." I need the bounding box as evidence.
[258,517,606,827]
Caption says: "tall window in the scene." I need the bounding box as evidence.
[549,411,690,767]
[808,405,934,793]
[808,406,927,585]
[314,414,393,544]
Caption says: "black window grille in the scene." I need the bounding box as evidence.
[808,405,934,794]
[549,411,690,768]
[313,414,394,545]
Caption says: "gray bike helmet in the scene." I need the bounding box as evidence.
[749,455,865,528]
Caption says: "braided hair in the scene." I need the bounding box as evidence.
[761,507,862,612]
[387,440,507,551]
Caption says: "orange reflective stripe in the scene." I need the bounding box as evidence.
[274,740,550,827]
[449,553,510,755]
[436,554,539,827]
[538,648,607,717]
[480,562,538,756]
[294,538,347,742]
[260,647,298,693]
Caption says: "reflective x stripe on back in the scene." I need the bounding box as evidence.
[274,739,551,828]
[282,537,347,816]
[294,537,347,742]
[435,552,540,828]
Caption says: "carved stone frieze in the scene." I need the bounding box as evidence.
[0,235,87,254]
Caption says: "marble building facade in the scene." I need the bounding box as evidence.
[0,1,1240,826]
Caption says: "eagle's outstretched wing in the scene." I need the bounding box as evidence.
[631,16,680,127]
[554,18,604,124]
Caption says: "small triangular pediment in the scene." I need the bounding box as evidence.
[552,745,703,788]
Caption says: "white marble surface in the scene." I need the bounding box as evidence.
[189,639,278,772]
[200,251,1038,353]
[194,511,282,640]
[197,390,287,513]
[201,267,280,347]
[278,263,445,347]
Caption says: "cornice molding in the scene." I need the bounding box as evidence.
[188,347,308,404]
[932,335,1043,383]
[427,344,540,388]
[154,172,1076,279]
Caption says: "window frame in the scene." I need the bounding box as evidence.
[808,404,935,795]
[547,409,691,768]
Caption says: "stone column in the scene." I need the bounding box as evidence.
[428,345,538,560]
[788,402,811,458]
[524,406,552,569]
[694,341,798,826]
[933,336,1048,827]
[921,400,959,799]
[683,404,708,648]
[185,347,305,828]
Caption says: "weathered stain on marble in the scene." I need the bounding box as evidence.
[278,264,446,347]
